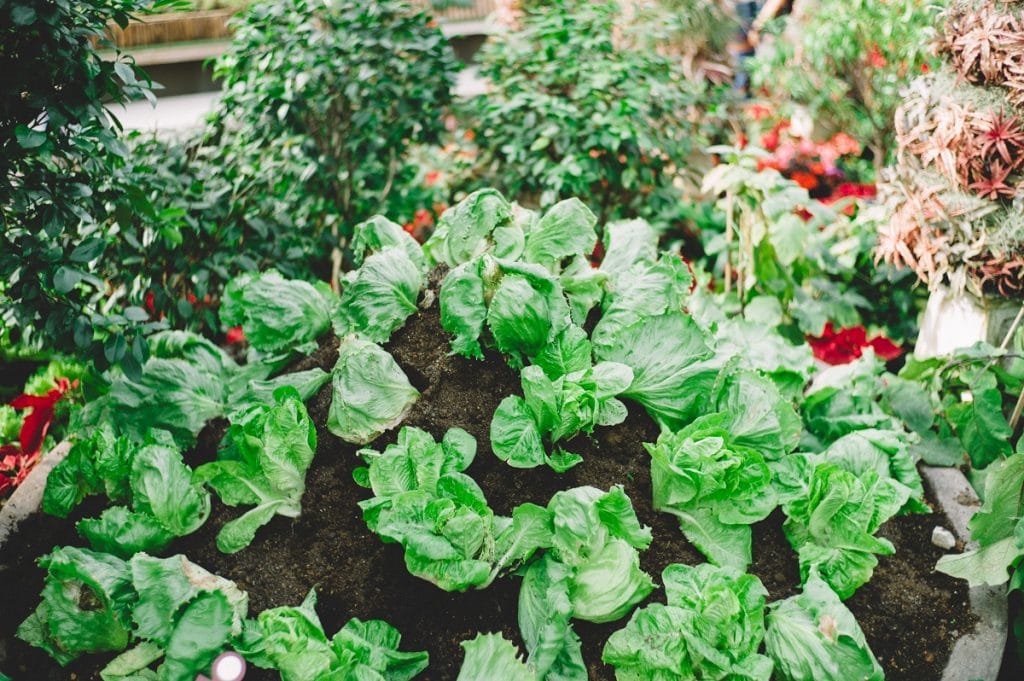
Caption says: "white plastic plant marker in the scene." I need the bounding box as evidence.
[212,652,246,681]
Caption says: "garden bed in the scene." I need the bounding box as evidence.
[0,275,979,680]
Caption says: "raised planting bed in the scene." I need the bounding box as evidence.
[0,271,987,680]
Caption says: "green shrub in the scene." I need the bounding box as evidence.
[462,0,706,223]
[211,0,458,244]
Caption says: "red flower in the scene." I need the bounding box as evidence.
[226,326,245,344]
[807,323,903,365]
[3,378,78,497]
[145,290,156,314]
[10,378,76,456]
[867,46,887,68]
[186,291,198,305]
[746,103,773,121]
[790,171,820,190]
[761,129,781,152]
[424,170,442,187]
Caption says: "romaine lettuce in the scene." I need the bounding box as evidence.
[491,355,632,471]
[195,388,317,553]
[646,413,776,570]
[764,572,884,681]
[782,462,909,598]
[356,427,551,591]
[238,589,428,681]
[603,563,773,680]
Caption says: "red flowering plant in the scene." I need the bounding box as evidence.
[751,116,876,212]
[1,377,79,496]
[807,322,904,365]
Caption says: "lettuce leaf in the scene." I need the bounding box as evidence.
[440,257,571,366]
[591,254,693,348]
[195,388,317,553]
[76,443,210,557]
[17,547,134,664]
[603,563,772,680]
[424,188,520,267]
[77,331,255,448]
[456,633,534,681]
[334,246,424,343]
[522,198,597,268]
[820,428,926,513]
[765,572,883,681]
[646,413,776,570]
[592,311,716,429]
[351,214,426,271]
[327,337,419,444]
[598,218,659,278]
[782,462,909,598]
[221,270,334,355]
[491,359,632,471]
[542,485,654,623]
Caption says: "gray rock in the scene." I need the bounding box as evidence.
[932,525,957,550]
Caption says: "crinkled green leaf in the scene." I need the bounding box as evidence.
[351,215,426,271]
[456,633,533,681]
[593,311,716,428]
[327,337,418,445]
[130,444,210,537]
[518,554,587,680]
[440,260,487,359]
[17,547,134,662]
[159,590,235,681]
[77,506,175,559]
[359,427,548,591]
[647,413,775,570]
[491,395,547,469]
[523,198,597,267]
[591,255,693,349]
[604,563,771,680]
[782,464,907,598]
[424,189,519,267]
[222,270,334,354]
[129,553,247,647]
[196,389,316,553]
[599,219,659,278]
[335,247,424,343]
[765,573,883,681]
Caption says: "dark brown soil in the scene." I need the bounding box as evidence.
[0,277,977,681]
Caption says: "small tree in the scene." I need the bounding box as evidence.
[463,0,708,224]
[211,0,458,274]
[0,0,171,372]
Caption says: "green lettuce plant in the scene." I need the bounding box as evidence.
[603,563,773,680]
[239,589,428,681]
[221,270,335,355]
[764,572,884,681]
[19,551,248,681]
[491,330,633,471]
[779,460,910,598]
[355,427,552,591]
[512,486,654,679]
[195,388,317,553]
[76,443,211,558]
[646,413,776,570]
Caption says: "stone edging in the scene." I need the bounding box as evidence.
[0,441,71,550]
[921,465,1009,681]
